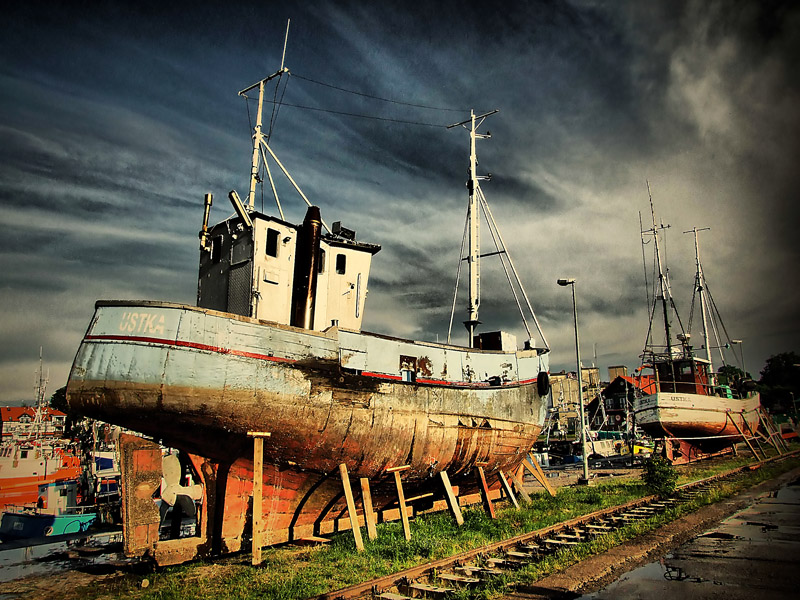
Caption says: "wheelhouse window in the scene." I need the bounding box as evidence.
[266,228,279,258]
[211,236,223,264]
[336,253,346,275]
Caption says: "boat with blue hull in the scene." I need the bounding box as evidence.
[0,481,96,541]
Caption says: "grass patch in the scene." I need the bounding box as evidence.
[71,451,799,600]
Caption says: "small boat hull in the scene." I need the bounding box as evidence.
[0,510,96,541]
[634,391,762,452]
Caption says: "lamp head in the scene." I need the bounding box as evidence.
[557,278,576,286]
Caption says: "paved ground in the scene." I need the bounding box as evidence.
[508,466,800,600]
[579,472,800,599]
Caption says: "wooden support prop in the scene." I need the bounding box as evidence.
[476,466,496,519]
[758,409,788,453]
[523,453,556,497]
[498,471,519,509]
[247,431,271,566]
[748,421,772,456]
[359,477,377,541]
[338,463,364,551]
[439,470,464,526]
[507,468,531,503]
[746,418,770,456]
[727,413,761,460]
[388,465,412,540]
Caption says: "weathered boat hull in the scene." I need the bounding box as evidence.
[634,391,762,453]
[67,301,549,560]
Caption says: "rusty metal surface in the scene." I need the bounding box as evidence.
[119,434,161,558]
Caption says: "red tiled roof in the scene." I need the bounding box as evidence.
[0,406,67,423]
[620,375,657,394]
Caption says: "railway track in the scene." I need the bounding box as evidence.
[313,451,799,600]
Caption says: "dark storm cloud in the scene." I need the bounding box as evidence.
[0,0,798,402]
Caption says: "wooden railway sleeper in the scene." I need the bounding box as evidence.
[436,573,481,587]
[486,557,528,570]
[376,592,412,600]
[455,565,504,579]
[403,581,455,598]
[506,549,537,560]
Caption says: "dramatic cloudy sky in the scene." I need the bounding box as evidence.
[1,1,798,404]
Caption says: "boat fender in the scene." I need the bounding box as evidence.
[44,526,53,536]
[537,371,550,397]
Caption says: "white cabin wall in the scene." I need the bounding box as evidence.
[323,246,373,331]
[252,219,297,325]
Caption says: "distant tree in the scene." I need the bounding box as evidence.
[758,351,800,414]
[49,385,68,412]
[49,385,77,431]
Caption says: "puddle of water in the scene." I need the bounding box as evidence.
[699,531,743,540]
[577,557,724,599]
[577,558,668,598]
[0,532,127,583]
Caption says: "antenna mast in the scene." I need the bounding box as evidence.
[237,20,329,230]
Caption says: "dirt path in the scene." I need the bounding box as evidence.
[506,466,800,599]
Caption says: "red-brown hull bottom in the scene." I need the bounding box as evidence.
[119,433,533,565]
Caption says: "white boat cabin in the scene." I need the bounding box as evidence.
[198,208,380,332]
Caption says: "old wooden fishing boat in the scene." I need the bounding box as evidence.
[66,61,551,564]
[633,189,761,463]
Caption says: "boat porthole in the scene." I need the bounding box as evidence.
[537,371,550,397]
[44,526,53,536]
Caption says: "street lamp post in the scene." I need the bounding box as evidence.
[558,278,590,484]
[731,339,746,377]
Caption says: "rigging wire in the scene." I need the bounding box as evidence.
[291,72,469,112]
[261,99,449,127]
[447,205,471,345]
[267,73,290,142]
[478,192,529,339]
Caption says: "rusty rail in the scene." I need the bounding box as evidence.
[311,449,800,600]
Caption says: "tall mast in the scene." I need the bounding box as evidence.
[446,109,496,346]
[466,110,481,345]
[444,109,550,350]
[687,226,712,368]
[647,183,673,356]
